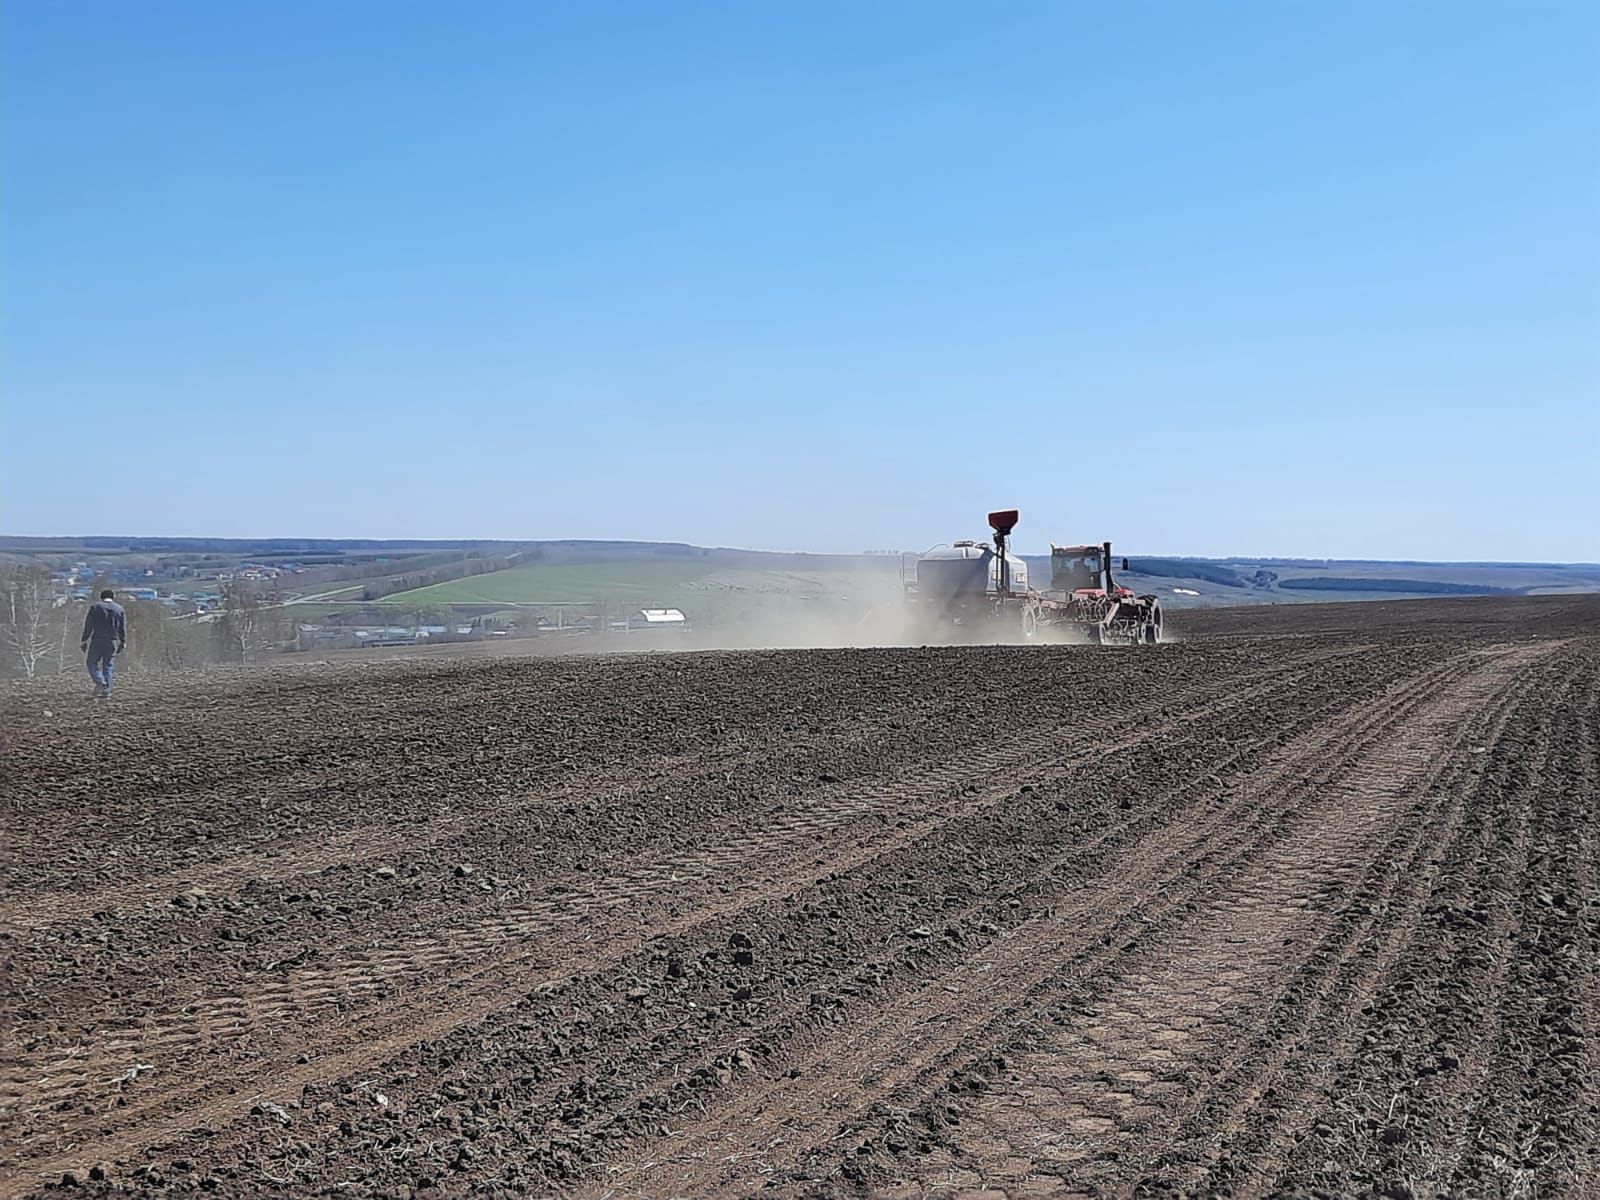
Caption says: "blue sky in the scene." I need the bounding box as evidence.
[3,1,1596,559]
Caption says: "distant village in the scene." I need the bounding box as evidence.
[292,607,688,652]
[40,557,689,654]
[51,557,305,614]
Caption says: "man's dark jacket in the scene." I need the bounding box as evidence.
[82,599,126,649]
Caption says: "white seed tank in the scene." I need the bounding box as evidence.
[916,541,1030,597]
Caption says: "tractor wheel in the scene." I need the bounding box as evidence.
[1021,607,1039,638]
[1143,620,1159,645]
[1085,625,1102,645]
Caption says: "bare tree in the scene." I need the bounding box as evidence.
[213,578,254,663]
[213,579,287,664]
[0,564,60,680]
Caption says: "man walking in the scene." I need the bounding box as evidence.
[80,588,126,698]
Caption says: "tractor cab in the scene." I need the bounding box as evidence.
[1051,545,1103,593]
[1051,542,1134,597]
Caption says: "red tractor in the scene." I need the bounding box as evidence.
[1038,540,1163,644]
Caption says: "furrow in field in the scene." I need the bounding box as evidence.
[0,648,1341,1190]
[579,647,1528,1198]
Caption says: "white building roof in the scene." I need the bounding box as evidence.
[637,608,687,624]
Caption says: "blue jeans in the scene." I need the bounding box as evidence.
[87,643,116,692]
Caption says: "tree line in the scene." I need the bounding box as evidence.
[1275,577,1523,596]
[359,550,533,599]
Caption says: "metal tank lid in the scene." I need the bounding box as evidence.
[922,542,992,559]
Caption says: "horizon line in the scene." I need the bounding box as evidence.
[2,532,1597,570]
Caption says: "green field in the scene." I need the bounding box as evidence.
[352,554,1600,617]
[383,562,719,605]
[379,560,908,627]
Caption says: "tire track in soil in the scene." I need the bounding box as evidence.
[865,644,1555,1199]
[1304,659,1582,1197]
[1572,677,1600,1191]
[1413,656,1593,1194]
[2,644,1361,952]
[0,663,1264,1112]
[575,645,1542,1198]
[804,653,1525,1194]
[1177,651,1567,1199]
[1032,648,1581,1199]
[0,647,1352,1191]
[0,672,1036,931]
[1,668,1061,932]
[0,745,750,931]
[1432,661,1599,1199]
[944,663,1538,1199]
[537,644,1411,1168]
[3,648,1051,919]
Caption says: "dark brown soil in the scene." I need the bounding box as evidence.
[2,594,1595,1199]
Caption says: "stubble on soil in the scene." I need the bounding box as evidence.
[2,594,1596,1199]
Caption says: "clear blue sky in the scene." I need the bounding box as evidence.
[3,1,1596,560]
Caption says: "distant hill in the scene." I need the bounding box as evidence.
[4,534,1597,611]
[1022,553,1600,607]
[0,534,879,571]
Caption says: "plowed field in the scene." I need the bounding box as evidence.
[3,595,1596,1198]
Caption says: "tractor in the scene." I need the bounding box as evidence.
[1041,540,1163,644]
